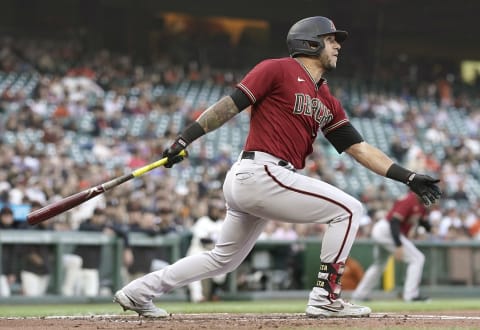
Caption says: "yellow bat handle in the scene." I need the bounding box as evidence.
[132,149,187,177]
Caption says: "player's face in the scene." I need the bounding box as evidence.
[319,35,341,72]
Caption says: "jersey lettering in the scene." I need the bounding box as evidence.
[293,93,334,128]
[293,93,309,114]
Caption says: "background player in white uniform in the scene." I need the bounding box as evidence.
[114,16,441,318]
[187,198,226,302]
[352,191,431,302]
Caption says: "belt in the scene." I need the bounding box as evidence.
[240,151,296,171]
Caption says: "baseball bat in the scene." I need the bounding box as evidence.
[27,150,186,225]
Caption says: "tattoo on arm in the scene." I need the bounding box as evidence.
[197,96,240,133]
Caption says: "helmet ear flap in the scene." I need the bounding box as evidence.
[305,39,325,53]
[288,38,324,57]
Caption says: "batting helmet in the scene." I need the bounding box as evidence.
[286,16,348,57]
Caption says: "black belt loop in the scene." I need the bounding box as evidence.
[241,151,255,160]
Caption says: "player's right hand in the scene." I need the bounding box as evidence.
[162,136,188,168]
[406,173,441,206]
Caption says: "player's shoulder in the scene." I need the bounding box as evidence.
[396,191,421,206]
[246,57,297,81]
[255,57,297,68]
[406,191,421,202]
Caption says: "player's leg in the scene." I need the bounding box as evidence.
[351,245,390,301]
[23,272,50,296]
[20,271,41,296]
[399,237,426,301]
[188,280,205,303]
[116,207,268,316]
[233,164,369,316]
[352,219,392,301]
[213,273,227,285]
[230,163,364,259]
[61,254,82,296]
[185,246,207,302]
[39,274,50,295]
[82,268,100,297]
[0,275,11,297]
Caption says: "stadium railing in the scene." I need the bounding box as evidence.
[1,231,480,301]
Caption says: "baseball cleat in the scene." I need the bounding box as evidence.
[113,290,168,318]
[305,299,371,318]
[406,295,431,302]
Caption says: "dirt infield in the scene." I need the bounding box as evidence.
[1,312,480,330]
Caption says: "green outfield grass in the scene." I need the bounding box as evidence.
[0,298,478,317]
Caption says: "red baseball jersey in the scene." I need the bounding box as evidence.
[237,57,349,169]
[386,191,427,235]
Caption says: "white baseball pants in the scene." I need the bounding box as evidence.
[123,152,363,305]
[352,218,425,301]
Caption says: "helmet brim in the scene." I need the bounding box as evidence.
[332,30,348,43]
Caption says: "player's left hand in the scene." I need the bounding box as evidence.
[406,173,441,206]
[162,137,188,168]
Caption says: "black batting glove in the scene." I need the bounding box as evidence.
[386,163,442,206]
[162,121,205,168]
[162,137,188,168]
[406,173,441,206]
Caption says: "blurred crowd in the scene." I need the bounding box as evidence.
[0,35,479,297]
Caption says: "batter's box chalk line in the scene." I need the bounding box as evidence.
[371,313,480,320]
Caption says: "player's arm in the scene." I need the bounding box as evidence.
[326,124,398,175]
[418,217,432,233]
[162,89,250,166]
[389,214,405,260]
[389,214,403,247]
[197,88,250,133]
[325,125,441,206]
[346,141,441,205]
[344,141,395,176]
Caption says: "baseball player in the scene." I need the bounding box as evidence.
[186,198,226,303]
[352,191,432,302]
[114,16,441,318]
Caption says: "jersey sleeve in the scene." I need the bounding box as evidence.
[321,95,349,136]
[237,59,279,104]
[389,195,413,221]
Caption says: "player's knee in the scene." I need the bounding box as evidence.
[419,253,425,264]
[350,199,364,229]
[63,254,83,269]
[209,250,240,273]
[416,251,425,265]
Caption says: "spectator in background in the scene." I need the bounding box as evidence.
[438,203,464,240]
[8,176,28,206]
[389,136,409,163]
[18,223,53,296]
[0,206,20,296]
[270,223,299,241]
[423,151,441,174]
[103,198,133,285]
[186,198,226,302]
[18,202,53,296]
[62,207,115,297]
[157,206,180,234]
[127,209,171,281]
[448,179,469,203]
[359,184,392,216]
[126,201,144,228]
[468,208,480,240]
